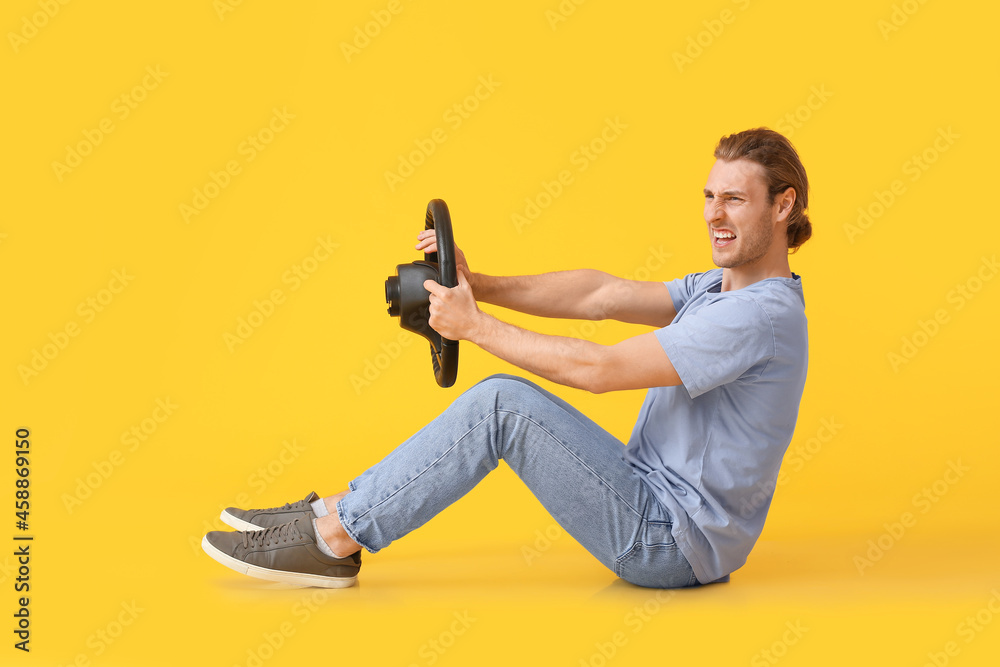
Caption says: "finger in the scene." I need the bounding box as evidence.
[423,279,444,296]
[416,237,437,251]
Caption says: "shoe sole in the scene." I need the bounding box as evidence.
[219,510,266,532]
[201,536,358,588]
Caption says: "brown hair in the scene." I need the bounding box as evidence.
[714,128,812,251]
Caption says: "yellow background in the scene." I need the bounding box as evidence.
[3,0,998,665]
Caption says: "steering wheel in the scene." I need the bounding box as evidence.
[384,199,459,388]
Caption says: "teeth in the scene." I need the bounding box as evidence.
[713,230,735,239]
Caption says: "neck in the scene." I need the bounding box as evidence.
[720,254,792,292]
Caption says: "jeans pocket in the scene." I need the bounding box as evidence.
[615,520,697,589]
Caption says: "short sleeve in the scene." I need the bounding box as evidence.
[655,296,775,398]
[665,272,709,314]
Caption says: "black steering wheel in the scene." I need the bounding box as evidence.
[384,199,459,388]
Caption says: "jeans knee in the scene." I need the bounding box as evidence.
[472,374,541,400]
[479,373,533,386]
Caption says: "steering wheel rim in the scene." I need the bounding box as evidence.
[424,199,459,387]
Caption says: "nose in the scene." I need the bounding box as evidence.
[705,198,724,224]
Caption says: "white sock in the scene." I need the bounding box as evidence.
[312,518,346,559]
[310,498,329,518]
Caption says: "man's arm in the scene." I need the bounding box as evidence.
[425,270,682,394]
[473,271,677,327]
[415,229,676,326]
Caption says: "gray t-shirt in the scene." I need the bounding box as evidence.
[623,269,808,583]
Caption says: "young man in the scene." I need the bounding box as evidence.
[202,127,812,589]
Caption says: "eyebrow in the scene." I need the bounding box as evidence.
[703,188,749,197]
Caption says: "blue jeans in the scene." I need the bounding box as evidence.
[337,374,698,588]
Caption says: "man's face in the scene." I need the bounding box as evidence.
[702,159,782,269]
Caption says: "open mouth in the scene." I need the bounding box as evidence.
[712,229,736,248]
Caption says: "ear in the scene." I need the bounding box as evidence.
[774,187,796,224]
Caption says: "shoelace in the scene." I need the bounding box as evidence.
[248,498,308,512]
[243,519,302,549]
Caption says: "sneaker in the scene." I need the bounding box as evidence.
[220,491,321,531]
[202,517,361,588]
